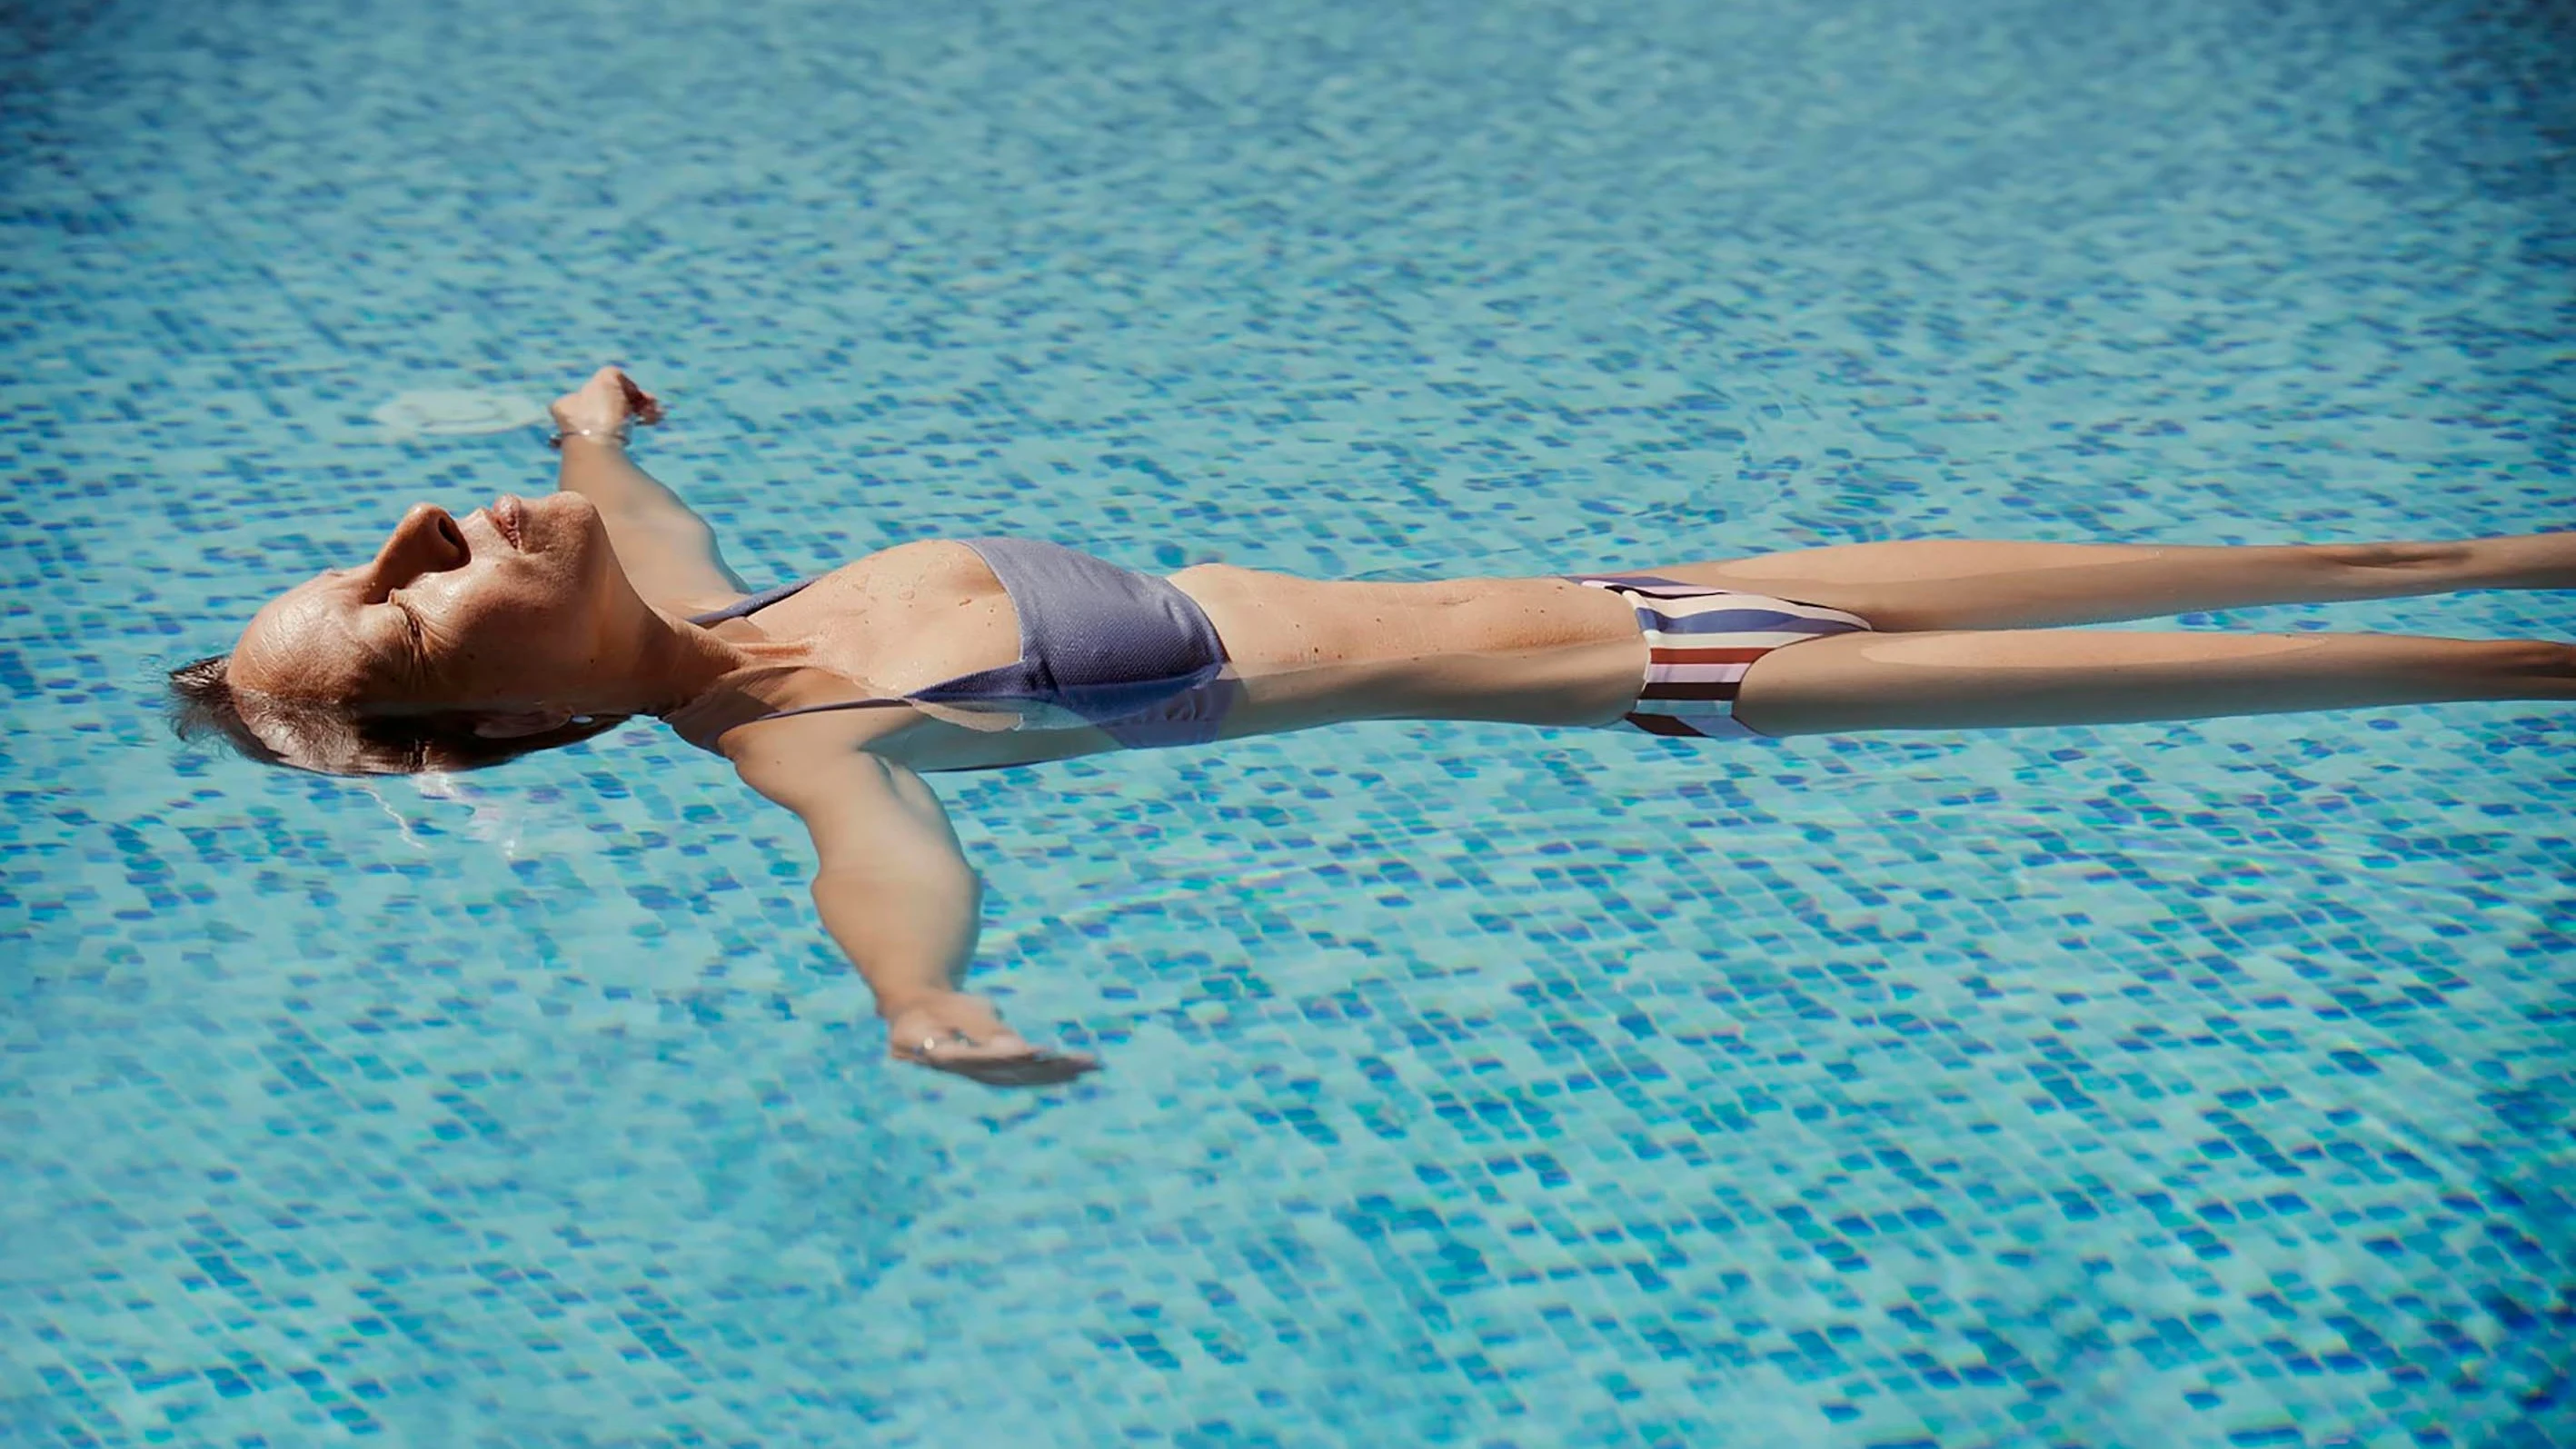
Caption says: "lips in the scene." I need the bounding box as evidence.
[492,495,526,551]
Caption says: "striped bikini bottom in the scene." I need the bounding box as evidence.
[1567,573,1875,739]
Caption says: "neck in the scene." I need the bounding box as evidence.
[644,611,840,752]
[567,606,754,720]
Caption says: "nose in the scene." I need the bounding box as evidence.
[370,503,470,590]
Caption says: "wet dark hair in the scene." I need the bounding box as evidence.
[167,654,632,775]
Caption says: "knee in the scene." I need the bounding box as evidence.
[2322,541,2464,573]
[2496,638,2576,683]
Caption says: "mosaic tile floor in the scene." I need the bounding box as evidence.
[3,0,2571,1444]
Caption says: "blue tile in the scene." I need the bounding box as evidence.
[3,0,2573,1444]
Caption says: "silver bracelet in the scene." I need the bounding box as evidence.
[546,422,632,451]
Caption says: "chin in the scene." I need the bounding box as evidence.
[543,493,645,604]
[537,491,602,530]
[522,491,612,563]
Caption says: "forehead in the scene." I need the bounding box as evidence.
[231,573,383,698]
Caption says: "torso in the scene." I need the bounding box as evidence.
[669,541,1650,771]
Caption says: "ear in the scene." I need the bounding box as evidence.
[470,708,575,739]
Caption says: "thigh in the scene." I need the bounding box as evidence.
[1646,539,2343,631]
[1730,628,2511,736]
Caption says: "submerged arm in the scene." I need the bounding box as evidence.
[549,367,749,604]
[731,719,1098,1087]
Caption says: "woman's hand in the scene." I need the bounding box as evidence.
[547,366,663,446]
[884,990,1099,1087]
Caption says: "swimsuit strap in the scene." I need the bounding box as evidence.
[686,578,815,625]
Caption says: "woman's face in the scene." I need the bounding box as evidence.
[229,491,640,716]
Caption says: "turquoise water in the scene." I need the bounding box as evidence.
[4,0,2571,1444]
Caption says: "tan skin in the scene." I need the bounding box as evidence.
[227,369,2576,1087]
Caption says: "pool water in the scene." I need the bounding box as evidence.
[4,0,2571,1444]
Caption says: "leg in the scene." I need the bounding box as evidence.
[1732,630,2576,736]
[1647,535,2576,631]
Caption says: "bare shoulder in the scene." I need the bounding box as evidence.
[721,708,923,808]
[664,586,753,620]
[720,710,967,868]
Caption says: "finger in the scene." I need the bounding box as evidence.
[982,1062,1096,1087]
[938,1053,1100,1087]
[616,372,664,423]
[894,1033,1021,1065]
[900,1042,1100,1085]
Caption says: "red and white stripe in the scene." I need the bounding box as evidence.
[1572,576,1873,739]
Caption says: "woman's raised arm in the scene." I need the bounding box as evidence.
[548,367,749,608]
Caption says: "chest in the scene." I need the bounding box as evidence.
[741,541,1026,694]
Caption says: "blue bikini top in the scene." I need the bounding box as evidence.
[689,537,1238,749]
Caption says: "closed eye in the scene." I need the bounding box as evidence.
[384,594,427,655]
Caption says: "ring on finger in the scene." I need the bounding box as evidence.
[917,1030,977,1058]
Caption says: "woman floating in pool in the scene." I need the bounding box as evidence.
[174,369,2576,1085]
